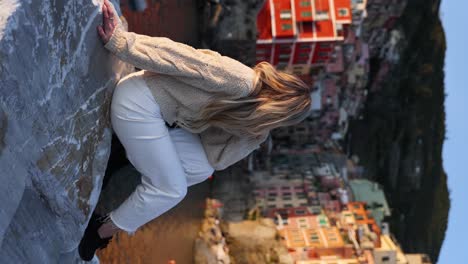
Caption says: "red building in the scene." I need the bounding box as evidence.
[256,0,352,75]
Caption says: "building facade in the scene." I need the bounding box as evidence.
[256,0,353,75]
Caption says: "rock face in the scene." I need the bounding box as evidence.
[0,0,131,262]
[224,219,293,264]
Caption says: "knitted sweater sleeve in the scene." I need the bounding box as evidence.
[104,27,254,97]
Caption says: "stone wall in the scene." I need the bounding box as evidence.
[0,0,131,262]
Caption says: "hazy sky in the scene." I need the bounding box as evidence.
[438,1,468,263]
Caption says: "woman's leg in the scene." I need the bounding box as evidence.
[168,128,215,187]
[107,72,188,233]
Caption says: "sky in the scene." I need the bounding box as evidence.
[438,1,468,263]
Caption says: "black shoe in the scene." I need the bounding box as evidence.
[78,213,113,261]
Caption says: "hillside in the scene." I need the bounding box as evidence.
[347,0,449,261]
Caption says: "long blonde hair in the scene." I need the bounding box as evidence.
[187,62,312,137]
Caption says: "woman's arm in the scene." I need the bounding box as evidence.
[97,0,253,96]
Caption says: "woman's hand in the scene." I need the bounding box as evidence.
[97,0,118,44]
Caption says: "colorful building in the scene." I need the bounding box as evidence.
[346,202,381,248]
[348,179,391,226]
[279,226,354,260]
[267,206,315,224]
[287,214,331,229]
[256,0,353,75]
[404,254,432,264]
[373,234,410,264]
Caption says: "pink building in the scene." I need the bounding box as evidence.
[321,78,340,110]
[326,46,345,73]
[320,175,342,189]
[266,206,313,219]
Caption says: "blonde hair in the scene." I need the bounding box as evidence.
[187,62,312,137]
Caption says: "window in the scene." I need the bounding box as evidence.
[354,213,364,221]
[280,10,292,19]
[338,8,349,17]
[315,11,329,20]
[293,69,302,75]
[301,11,312,17]
[300,0,311,7]
[336,23,344,36]
[276,62,288,70]
[382,256,390,262]
[293,237,304,243]
[279,53,290,60]
[285,203,293,208]
[310,234,319,241]
[318,51,328,57]
[295,209,306,215]
[281,23,292,31]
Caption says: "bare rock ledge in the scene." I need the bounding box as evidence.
[0,0,131,262]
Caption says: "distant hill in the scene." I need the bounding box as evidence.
[347,0,449,262]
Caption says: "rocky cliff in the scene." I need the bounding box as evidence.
[0,0,131,262]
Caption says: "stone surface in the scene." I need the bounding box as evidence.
[223,219,293,264]
[0,0,131,262]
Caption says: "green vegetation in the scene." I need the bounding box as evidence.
[347,0,450,261]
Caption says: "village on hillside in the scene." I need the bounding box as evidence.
[194,0,432,263]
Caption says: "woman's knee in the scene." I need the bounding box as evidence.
[141,175,188,203]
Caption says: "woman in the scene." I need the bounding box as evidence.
[79,0,312,260]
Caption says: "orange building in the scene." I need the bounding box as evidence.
[279,226,354,260]
[346,202,381,248]
[256,0,352,75]
[287,215,330,229]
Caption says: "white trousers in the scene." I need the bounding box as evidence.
[109,71,214,232]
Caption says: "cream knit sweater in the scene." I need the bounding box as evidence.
[104,27,268,170]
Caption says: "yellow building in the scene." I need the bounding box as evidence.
[405,254,432,264]
[373,234,409,264]
[279,227,345,249]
